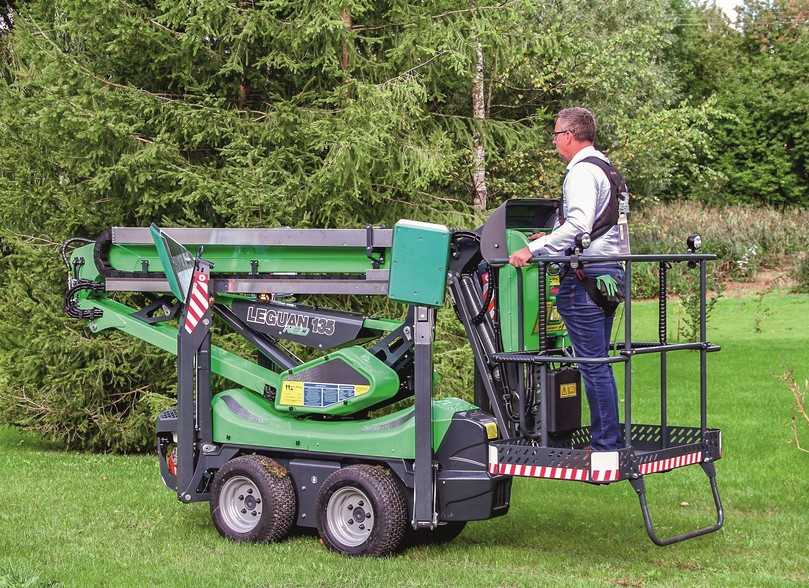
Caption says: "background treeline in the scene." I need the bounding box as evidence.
[0,0,806,451]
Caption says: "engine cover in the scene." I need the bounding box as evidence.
[275,347,400,416]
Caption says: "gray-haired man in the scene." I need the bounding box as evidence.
[509,107,627,450]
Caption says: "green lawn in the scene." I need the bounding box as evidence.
[1,292,808,587]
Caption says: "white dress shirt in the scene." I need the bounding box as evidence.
[528,145,624,261]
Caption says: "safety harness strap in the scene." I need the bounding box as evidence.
[559,156,627,242]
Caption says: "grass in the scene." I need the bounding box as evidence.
[1,292,808,587]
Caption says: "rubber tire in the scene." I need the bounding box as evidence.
[210,455,296,543]
[316,464,408,557]
[408,521,467,546]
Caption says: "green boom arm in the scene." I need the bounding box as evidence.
[82,296,281,393]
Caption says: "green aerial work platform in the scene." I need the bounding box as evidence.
[62,199,724,555]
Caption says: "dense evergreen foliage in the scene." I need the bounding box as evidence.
[0,0,805,450]
[708,1,809,206]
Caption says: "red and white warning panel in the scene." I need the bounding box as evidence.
[184,271,210,333]
[488,446,621,483]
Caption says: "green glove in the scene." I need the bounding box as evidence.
[596,274,619,298]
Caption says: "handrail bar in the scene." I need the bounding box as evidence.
[619,342,721,355]
[492,352,627,365]
[488,253,717,266]
[491,342,720,364]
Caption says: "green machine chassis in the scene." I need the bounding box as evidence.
[63,199,724,555]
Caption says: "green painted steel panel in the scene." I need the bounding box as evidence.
[82,297,281,392]
[275,346,399,416]
[498,230,566,352]
[388,220,450,307]
[149,224,191,300]
[362,317,401,332]
[105,243,389,275]
[213,387,476,459]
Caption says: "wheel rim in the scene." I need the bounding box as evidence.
[219,475,263,534]
[326,486,374,548]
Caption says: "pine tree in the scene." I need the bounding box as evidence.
[0,0,723,450]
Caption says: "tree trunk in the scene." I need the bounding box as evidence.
[340,8,352,71]
[471,40,488,213]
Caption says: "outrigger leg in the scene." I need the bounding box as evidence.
[629,461,724,546]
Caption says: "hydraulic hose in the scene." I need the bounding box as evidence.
[63,281,104,320]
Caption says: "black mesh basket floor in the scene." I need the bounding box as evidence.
[489,424,721,484]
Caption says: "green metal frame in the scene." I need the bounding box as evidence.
[497,229,565,352]
[72,227,469,458]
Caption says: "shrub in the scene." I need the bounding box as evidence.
[783,371,809,454]
[631,201,809,297]
[793,255,809,294]
[0,238,177,452]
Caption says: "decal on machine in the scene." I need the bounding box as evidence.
[232,300,365,349]
[280,381,369,408]
[559,383,578,399]
[246,306,335,336]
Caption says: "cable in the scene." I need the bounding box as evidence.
[59,237,93,274]
[63,280,104,320]
[610,304,625,353]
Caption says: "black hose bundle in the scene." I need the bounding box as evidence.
[63,280,104,320]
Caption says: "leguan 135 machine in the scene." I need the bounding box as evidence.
[63,199,724,556]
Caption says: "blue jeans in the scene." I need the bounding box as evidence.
[555,266,623,450]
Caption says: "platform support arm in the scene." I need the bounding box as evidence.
[176,260,214,502]
[413,305,436,529]
[629,460,724,546]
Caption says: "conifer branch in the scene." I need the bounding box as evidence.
[380,50,448,86]
[352,0,520,32]
[26,14,267,118]
[1,231,58,246]
[373,184,465,205]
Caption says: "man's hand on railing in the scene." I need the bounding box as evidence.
[509,246,534,268]
[528,232,546,241]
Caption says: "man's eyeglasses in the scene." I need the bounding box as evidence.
[551,129,573,138]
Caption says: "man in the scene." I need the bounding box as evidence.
[509,107,625,451]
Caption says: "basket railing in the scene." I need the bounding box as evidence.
[488,252,720,450]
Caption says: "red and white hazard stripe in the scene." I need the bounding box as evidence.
[589,468,620,482]
[638,451,702,475]
[184,271,210,334]
[487,462,621,483]
[488,462,591,481]
[488,446,622,483]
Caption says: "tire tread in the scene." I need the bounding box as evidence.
[317,464,408,556]
[210,454,296,543]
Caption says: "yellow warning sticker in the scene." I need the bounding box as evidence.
[559,383,577,399]
[280,381,305,406]
[483,421,498,440]
[280,381,371,407]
